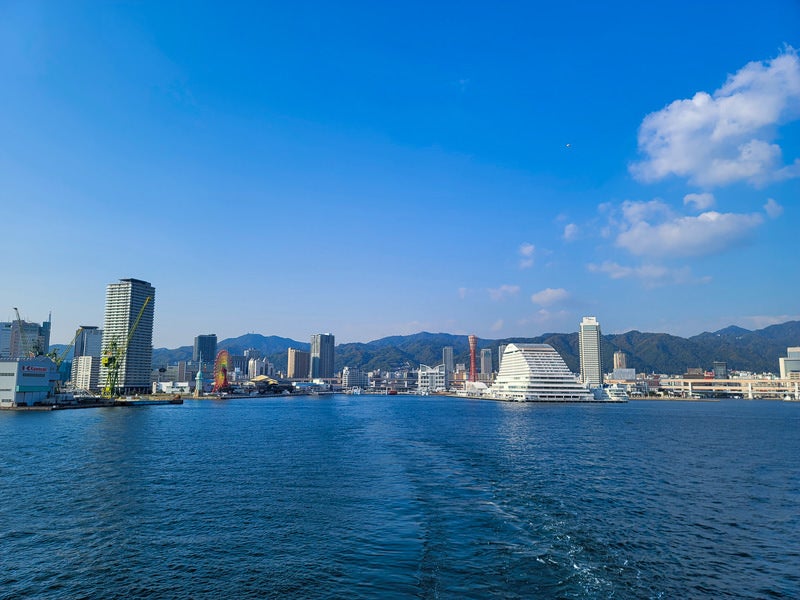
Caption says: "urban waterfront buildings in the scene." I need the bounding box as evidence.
[442,346,454,374]
[579,316,603,387]
[310,333,335,379]
[100,278,155,395]
[193,334,217,366]
[418,364,448,393]
[0,316,51,358]
[490,344,594,402]
[780,347,800,379]
[287,348,310,379]
[342,366,369,389]
[71,326,103,390]
[613,350,626,370]
[0,357,59,407]
[480,348,492,375]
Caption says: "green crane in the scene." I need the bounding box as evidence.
[101,296,152,399]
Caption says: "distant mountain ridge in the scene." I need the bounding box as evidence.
[143,321,799,375]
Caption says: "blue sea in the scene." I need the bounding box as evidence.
[1,396,798,599]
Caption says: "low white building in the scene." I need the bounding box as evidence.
[342,366,369,389]
[418,364,448,393]
[0,357,59,407]
[73,355,100,391]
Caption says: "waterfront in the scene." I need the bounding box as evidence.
[1,396,798,598]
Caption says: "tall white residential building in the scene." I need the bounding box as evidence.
[490,344,593,402]
[579,316,603,387]
[100,278,155,394]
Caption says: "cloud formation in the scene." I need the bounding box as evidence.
[630,47,800,187]
[614,200,764,258]
[764,198,783,218]
[518,242,535,268]
[563,223,579,241]
[531,287,569,306]
[488,284,520,301]
[683,192,715,211]
[587,261,710,287]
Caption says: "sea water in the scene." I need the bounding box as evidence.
[1,397,798,598]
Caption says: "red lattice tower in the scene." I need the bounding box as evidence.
[469,335,478,382]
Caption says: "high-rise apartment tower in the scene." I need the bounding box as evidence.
[100,278,155,394]
[579,316,603,387]
[309,333,335,379]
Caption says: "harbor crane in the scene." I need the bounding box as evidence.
[12,307,32,358]
[101,296,151,399]
[47,328,83,393]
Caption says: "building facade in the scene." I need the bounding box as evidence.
[310,333,335,379]
[71,326,103,388]
[442,346,454,374]
[100,278,156,394]
[0,317,51,358]
[417,364,448,392]
[0,357,59,407]
[342,366,369,389]
[579,316,603,387]
[287,348,310,379]
[780,347,800,380]
[193,334,217,365]
[613,350,626,370]
[490,344,593,402]
[480,348,492,374]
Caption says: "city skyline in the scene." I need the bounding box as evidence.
[1,3,798,348]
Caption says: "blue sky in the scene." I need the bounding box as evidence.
[1,1,798,347]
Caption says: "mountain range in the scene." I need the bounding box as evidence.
[148,321,800,376]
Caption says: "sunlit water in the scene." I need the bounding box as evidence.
[1,397,798,599]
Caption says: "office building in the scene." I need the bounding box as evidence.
[0,316,51,358]
[0,357,59,407]
[480,348,492,374]
[613,350,627,370]
[579,316,603,387]
[310,333,335,379]
[418,364,448,393]
[713,361,729,379]
[193,334,217,365]
[342,366,369,389]
[780,347,800,380]
[100,278,155,394]
[70,326,102,388]
[287,348,310,379]
[443,346,454,374]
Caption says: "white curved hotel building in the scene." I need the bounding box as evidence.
[490,343,594,402]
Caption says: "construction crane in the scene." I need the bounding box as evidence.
[101,296,152,399]
[12,307,32,358]
[46,327,83,393]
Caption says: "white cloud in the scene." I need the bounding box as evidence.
[764,198,784,218]
[630,47,800,187]
[683,192,716,211]
[531,287,570,306]
[488,284,520,301]
[563,223,579,241]
[743,314,800,329]
[490,319,504,332]
[518,242,535,268]
[457,287,469,299]
[587,261,711,287]
[613,200,764,258]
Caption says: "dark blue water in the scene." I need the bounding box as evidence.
[1,397,798,599]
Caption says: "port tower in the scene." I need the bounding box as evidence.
[469,335,478,382]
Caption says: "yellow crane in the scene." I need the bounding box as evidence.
[101,296,152,399]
